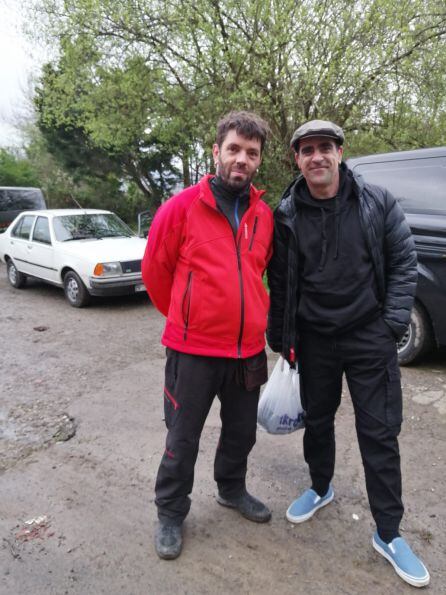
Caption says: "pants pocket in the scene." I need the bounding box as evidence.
[385,364,403,427]
[164,349,180,429]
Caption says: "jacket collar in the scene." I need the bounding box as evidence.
[198,174,265,209]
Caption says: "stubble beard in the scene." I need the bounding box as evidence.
[217,160,253,191]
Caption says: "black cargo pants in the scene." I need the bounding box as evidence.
[155,348,261,525]
[297,316,404,536]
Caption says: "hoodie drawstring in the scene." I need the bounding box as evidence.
[334,200,341,260]
[318,197,341,271]
[318,208,327,271]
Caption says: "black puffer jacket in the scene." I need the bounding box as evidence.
[267,167,418,360]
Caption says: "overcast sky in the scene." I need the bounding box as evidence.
[0,1,46,148]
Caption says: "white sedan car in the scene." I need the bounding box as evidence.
[0,209,148,307]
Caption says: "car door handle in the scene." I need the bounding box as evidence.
[27,245,33,250]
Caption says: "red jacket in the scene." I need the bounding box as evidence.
[142,175,273,358]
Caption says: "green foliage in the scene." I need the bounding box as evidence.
[28,0,446,205]
[34,48,180,213]
[0,149,40,187]
[25,129,149,224]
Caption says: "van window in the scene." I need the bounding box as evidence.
[0,188,46,211]
[32,216,52,245]
[11,215,35,239]
[352,157,446,214]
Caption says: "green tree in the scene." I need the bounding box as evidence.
[29,0,446,203]
[34,48,180,213]
[24,127,149,224]
[0,148,40,187]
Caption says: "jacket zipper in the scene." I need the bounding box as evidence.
[235,234,244,358]
[212,205,246,357]
[182,271,193,340]
[248,216,258,251]
[275,212,299,363]
[202,199,251,358]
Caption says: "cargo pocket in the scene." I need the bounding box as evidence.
[385,363,403,427]
[163,348,180,429]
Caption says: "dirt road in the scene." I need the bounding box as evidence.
[1,269,445,594]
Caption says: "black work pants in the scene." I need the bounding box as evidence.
[155,349,260,525]
[297,317,404,536]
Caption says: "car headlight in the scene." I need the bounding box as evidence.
[93,262,123,276]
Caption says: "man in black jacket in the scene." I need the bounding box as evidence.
[267,120,429,588]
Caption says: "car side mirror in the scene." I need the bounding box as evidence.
[137,210,153,238]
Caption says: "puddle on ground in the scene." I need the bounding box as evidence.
[0,407,76,471]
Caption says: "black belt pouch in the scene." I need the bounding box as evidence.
[237,349,268,391]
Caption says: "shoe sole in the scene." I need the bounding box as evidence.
[216,495,271,523]
[286,491,334,524]
[156,548,182,561]
[372,536,430,587]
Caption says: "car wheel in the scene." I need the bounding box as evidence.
[6,259,27,288]
[63,271,91,308]
[397,302,434,365]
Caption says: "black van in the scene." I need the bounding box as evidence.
[0,187,47,233]
[347,147,446,364]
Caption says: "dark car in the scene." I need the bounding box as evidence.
[347,147,446,364]
[0,187,47,233]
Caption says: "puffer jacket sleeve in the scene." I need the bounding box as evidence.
[267,216,289,353]
[141,197,184,317]
[382,190,418,339]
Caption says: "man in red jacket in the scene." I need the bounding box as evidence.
[142,111,273,560]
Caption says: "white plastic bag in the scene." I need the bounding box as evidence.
[257,356,305,434]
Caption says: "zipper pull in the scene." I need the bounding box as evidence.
[244,223,248,240]
[249,216,258,251]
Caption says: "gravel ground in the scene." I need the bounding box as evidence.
[0,268,445,595]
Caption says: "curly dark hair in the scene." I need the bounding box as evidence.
[216,111,270,152]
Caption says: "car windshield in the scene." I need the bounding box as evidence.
[53,213,134,241]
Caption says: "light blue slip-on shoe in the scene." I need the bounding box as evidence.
[372,532,430,588]
[286,485,334,524]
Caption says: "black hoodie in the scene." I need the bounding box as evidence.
[294,164,380,334]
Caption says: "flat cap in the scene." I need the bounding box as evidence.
[290,119,344,150]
